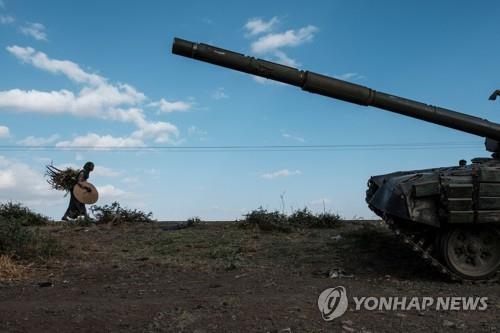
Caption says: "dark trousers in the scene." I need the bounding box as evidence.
[63,191,86,219]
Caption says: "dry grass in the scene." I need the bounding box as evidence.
[0,255,26,281]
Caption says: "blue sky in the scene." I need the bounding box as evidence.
[0,0,499,220]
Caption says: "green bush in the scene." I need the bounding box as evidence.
[288,207,318,227]
[186,217,201,227]
[0,217,59,258]
[0,202,51,226]
[90,201,154,224]
[289,207,341,228]
[240,206,341,232]
[314,212,343,228]
[0,218,33,255]
[239,207,291,232]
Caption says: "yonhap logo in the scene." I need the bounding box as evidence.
[317,286,488,322]
[317,286,349,321]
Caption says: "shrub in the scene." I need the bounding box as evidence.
[288,207,318,227]
[186,217,201,227]
[289,207,341,228]
[0,217,59,258]
[239,207,291,232]
[0,202,50,226]
[90,201,154,224]
[240,206,342,232]
[0,217,33,255]
[313,212,342,228]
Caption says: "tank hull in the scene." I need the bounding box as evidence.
[366,158,500,280]
[366,158,500,226]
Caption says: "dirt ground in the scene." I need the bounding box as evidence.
[0,221,499,333]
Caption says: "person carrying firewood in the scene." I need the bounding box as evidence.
[46,161,95,221]
[61,162,95,221]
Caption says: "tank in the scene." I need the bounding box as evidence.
[172,37,500,281]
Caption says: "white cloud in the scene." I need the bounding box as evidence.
[281,131,304,143]
[93,166,121,177]
[335,72,366,81]
[8,46,105,86]
[149,98,191,113]
[244,17,279,36]
[18,134,60,146]
[107,107,144,123]
[0,169,15,188]
[56,133,144,148]
[261,169,301,179]
[0,15,14,24]
[0,155,63,206]
[108,107,180,144]
[2,46,181,144]
[0,85,147,118]
[211,87,228,100]
[246,22,317,70]
[188,126,207,137]
[251,25,317,54]
[20,22,47,41]
[122,176,140,186]
[97,184,130,199]
[0,125,10,138]
[273,50,299,67]
[2,47,145,117]
[0,156,9,166]
[131,120,179,144]
[0,89,75,114]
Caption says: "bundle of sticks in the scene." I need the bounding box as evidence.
[45,164,79,192]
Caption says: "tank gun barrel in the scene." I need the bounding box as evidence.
[172,38,500,147]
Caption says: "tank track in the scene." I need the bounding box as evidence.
[383,217,499,284]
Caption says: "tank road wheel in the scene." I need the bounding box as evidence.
[440,225,500,280]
